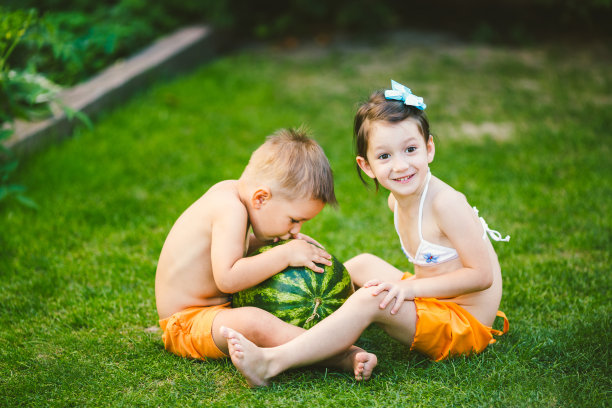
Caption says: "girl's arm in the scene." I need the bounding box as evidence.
[368,189,494,313]
[409,189,494,298]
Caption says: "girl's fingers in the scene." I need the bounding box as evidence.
[390,295,405,314]
[363,279,381,288]
[380,290,395,309]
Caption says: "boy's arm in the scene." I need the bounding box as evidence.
[210,202,281,293]
[210,203,330,294]
[246,233,267,255]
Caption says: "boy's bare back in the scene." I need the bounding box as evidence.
[155,180,246,319]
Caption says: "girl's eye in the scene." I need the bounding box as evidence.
[405,146,416,153]
[290,218,299,224]
[378,153,390,160]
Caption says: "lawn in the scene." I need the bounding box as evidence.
[1,32,610,407]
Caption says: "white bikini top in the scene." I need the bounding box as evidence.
[394,170,510,267]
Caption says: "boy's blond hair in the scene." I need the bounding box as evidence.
[241,127,337,206]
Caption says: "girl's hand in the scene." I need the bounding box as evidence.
[363,279,384,288]
[364,280,414,315]
[282,239,332,273]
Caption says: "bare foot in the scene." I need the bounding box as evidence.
[220,326,271,387]
[325,346,377,381]
[353,351,377,381]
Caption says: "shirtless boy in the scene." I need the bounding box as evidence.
[155,128,377,381]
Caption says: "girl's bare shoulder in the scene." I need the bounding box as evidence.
[429,177,469,213]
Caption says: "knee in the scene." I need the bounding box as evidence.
[234,307,277,336]
[346,287,413,321]
[345,287,386,313]
[345,253,380,284]
[345,253,378,268]
[243,307,278,328]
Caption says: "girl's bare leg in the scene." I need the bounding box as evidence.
[212,307,376,380]
[222,287,417,387]
[345,253,405,287]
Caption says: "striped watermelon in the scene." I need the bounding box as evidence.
[231,241,354,329]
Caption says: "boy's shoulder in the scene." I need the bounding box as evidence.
[207,179,239,193]
[203,180,244,208]
[184,180,245,217]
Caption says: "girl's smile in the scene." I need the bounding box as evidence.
[356,119,434,198]
[393,174,416,183]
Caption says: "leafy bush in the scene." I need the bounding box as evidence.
[1,8,62,207]
[7,0,207,86]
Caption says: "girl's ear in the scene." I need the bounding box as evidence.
[251,187,271,209]
[356,156,376,179]
[427,135,435,163]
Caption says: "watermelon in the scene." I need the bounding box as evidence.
[231,240,354,329]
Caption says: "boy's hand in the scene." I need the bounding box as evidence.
[276,233,325,249]
[282,239,332,273]
[290,233,325,249]
[363,279,414,315]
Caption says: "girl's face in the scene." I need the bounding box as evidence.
[356,120,434,198]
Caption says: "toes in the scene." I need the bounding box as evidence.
[221,326,243,342]
[354,363,364,380]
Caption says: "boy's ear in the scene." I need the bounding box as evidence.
[427,135,435,163]
[356,156,376,179]
[251,187,271,209]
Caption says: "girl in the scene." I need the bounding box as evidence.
[221,80,510,387]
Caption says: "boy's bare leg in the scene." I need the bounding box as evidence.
[221,287,416,387]
[211,306,377,380]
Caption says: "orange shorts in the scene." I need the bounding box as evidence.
[402,272,509,361]
[159,303,230,360]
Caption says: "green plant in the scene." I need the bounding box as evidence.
[0,9,50,121]
[0,8,49,207]
[1,7,95,208]
[10,1,203,86]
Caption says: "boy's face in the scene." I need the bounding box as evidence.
[250,194,325,242]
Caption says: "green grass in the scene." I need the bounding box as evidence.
[1,34,611,406]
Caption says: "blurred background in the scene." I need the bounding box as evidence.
[2,0,611,88]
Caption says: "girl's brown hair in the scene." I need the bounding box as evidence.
[353,90,431,189]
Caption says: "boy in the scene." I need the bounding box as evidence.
[155,128,377,380]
